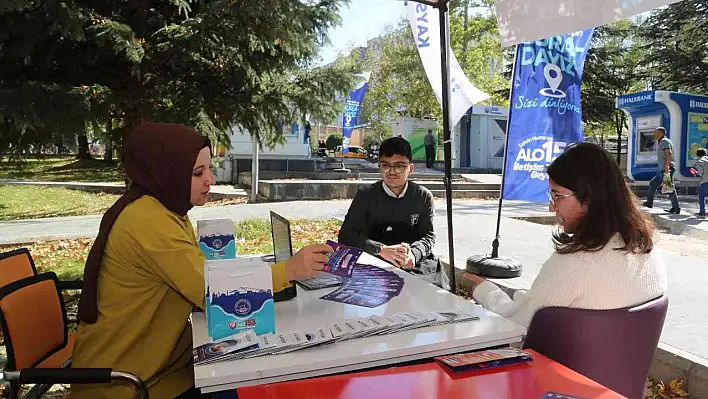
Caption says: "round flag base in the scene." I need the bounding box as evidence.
[466,255,522,279]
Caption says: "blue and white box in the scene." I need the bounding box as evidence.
[198,219,237,260]
[204,258,275,341]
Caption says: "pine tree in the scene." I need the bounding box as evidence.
[0,0,359,156]
[582,20,645,163]
[640,0,708,94]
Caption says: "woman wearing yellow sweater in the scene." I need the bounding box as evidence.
[72,123,332,399]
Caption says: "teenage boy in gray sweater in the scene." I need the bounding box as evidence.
[338,137,449,289]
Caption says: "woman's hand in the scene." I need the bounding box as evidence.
[284,244,333,281]
[465,273,487,290]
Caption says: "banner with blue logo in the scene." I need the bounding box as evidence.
[502,29,595,202]
[342,81,368,154]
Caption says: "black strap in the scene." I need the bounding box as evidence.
[19,368,112,384]
[57,280,83,290]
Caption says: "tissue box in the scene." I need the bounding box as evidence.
[205,258,275,341]
[198,219,237,260]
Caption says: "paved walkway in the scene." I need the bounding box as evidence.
[459,174,708,239]
[209,185,248,197]
[0,199,552,245]
[1,196,707,360]
[0,179,247,197]
[462,174,502,184]
[1,195,704,244]
[646,205,708,239]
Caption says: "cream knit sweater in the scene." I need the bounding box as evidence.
[473,234,668,328]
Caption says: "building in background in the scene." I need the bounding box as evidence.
[617,90,708,182]
[226,122,311,159]
[454,105,508,170]
[391,116,439,162]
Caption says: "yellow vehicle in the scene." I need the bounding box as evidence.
[334,145,367,159]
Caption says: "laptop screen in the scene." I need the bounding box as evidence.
[270,212,293,264]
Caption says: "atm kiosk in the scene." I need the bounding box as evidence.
[616,90,708,182]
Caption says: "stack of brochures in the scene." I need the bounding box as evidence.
[193,309,479,365]
[434,348,533,372]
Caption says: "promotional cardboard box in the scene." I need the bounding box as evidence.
[204,258,276,341]
[197,219,237,260]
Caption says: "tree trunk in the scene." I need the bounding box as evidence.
[122,109,143,188]
[616,131,622,165]
[122,107,144,142]
[123,116,140,144]
[76,134,91,160]
[54,136,64,155]
[461,0,470,68]
[104,119,114,163]
[614,110,625,166]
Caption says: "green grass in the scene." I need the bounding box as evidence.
[235,218,341,255]
[0,185,120,221]
[48,260,86,281]
[0,157,124,183]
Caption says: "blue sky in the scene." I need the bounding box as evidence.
[318,0,406,65]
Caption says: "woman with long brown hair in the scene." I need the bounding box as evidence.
[466,143,667,327]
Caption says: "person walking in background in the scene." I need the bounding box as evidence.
[424,129,436,169]
[643,127,681,214]
[304,120,312,157]
[692,148,708,217]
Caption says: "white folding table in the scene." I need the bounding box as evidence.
[192,254,526,393]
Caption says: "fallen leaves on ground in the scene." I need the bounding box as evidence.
[234,218,341,255]
[0,239,91,281]
[203,197,250,207]
[290,219,342,250]
[456,287,475,301]
[646,378,690,399]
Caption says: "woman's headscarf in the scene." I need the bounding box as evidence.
[78,123,210,324]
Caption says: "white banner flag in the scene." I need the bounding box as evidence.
[496,0,683,47]
[405,2,489,128]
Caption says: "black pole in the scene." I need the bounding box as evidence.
[437,2,456,294]
[491,45,520,258]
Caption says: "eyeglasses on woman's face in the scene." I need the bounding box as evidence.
[547,189,574,206]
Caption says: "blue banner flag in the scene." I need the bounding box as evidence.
[502,29,595,202]
[342,81,368,154]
